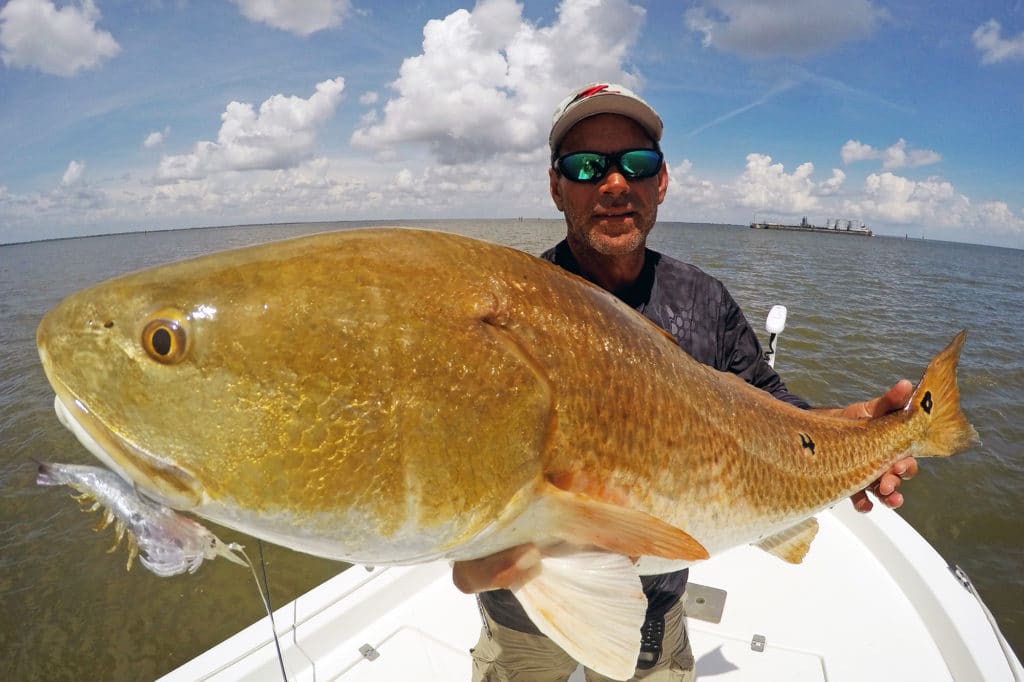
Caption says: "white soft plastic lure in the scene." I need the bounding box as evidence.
[37,462,247,576]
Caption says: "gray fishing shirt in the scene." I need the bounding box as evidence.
[478,239,809,635]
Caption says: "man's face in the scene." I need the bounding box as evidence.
[549,113,668,257]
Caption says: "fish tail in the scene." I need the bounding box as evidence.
[908,330,980,457]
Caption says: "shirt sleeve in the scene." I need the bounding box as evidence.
[720,288,811,410]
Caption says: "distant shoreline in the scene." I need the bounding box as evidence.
[2,219,1018,253]
[3,218,745,248]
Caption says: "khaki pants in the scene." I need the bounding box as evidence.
[470,597,695,682]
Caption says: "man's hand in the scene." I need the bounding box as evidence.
[821,379,918,512]
[452,543,541,594]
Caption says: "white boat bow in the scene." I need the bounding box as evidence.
[160,499,1022,681]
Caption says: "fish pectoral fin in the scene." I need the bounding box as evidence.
[511,545,646,681]
[754,517,819,564]
[542,482,709,561]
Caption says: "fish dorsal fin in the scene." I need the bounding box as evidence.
[541,481,709,561]
[511,545,645,681]
[754,517,819,563]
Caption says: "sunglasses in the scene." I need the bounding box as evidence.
[553,149,663,183]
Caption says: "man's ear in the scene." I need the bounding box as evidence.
[549,167,565,212]
[656,162,669,205]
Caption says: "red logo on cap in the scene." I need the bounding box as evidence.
[569,84,619,106]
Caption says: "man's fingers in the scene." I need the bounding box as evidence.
[499,545,542,587]
[452,544,540,594]
[881,491,905,509]
[850,489,874,513]
[876,472,902,496]
[864,379,914,418]
[879,457,917,493]
[881,379,914,413]
[835,379,913,420]
[885,456,918,481]
[851,454,917,514]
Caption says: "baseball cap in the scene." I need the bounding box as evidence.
[549,82,663,153]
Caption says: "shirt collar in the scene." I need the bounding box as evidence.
[551,240,658,309]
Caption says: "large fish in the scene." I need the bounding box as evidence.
[36,228,978,679]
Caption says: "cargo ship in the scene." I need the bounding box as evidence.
[750,216,873,236]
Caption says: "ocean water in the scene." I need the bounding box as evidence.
[0,219,1020,679]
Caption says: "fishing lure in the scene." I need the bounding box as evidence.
[36,462,247,576]
[38,462,292,678]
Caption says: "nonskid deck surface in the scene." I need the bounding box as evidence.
[160,501,1022,682]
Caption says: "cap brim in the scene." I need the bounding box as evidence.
[549,94,663,151]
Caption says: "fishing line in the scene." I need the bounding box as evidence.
[258,540,289,682]
[237,540,289,681]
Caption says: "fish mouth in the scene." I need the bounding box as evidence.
[50,389,203,511]
[37,318,203,511]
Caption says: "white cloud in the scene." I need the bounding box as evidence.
[841,138,941,170]
[839,172,1024,237]
[61,160,85,186]
[144,127,171,149]
[847,172,963,224]
[230,0,349,36]
[975,201,1024,235]
[882,141,941,171]
[972,19,1024,64]
[857,172,930,222]
[655,155,1023,244]
[3,148,1022,249]
[663,159,721,213]
[351,0,646,162]
[685,0,885,58]
[819,168,846,195]
[0,151,556,244]
[840,140,876,164]
[157,77,345,181]
[733,153,842,213]
[359,91,379,106]
[0,0,119,76]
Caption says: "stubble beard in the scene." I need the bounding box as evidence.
[586,229,645,256]
[567,209,650,257]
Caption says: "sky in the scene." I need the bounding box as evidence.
[1,0,1022,249]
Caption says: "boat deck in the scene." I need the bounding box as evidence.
[160,500,1022,681]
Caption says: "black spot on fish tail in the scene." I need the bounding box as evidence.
[799,433,816,456]
[907,330,979,457]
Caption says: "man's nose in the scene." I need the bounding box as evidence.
[600,169,629,195]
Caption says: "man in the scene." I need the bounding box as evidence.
[454,83,917,681]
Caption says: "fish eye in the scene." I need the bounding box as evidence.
[142,317,188,364]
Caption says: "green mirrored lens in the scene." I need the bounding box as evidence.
[620,150,662,178]
[562,153,607,181]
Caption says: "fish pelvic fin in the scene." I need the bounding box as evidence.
[909,330,981,457]
[754,517,819,564]
[511,545,646,681]
[541,481,709,562]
